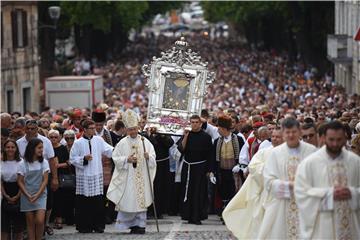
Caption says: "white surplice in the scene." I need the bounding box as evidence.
[295,146,360,239]
[107,135,156,229]
[223,146,273,239]
[70,136,113,197]
[258,141,317,239]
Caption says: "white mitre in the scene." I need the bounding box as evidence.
[123,109,139,128]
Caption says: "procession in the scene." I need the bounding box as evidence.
[1,1,360,240]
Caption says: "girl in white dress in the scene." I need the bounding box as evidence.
[17,138,50,240]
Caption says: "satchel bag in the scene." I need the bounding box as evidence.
[58,173,76,189]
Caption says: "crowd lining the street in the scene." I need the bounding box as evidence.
[1,34,360,239]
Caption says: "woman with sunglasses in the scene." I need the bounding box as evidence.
[48,130,75,228]
[1,139,25,240]
[17,138,50,240]
[63,130,76,152]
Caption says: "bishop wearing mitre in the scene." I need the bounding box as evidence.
[107,109,156,234]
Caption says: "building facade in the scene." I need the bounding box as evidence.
[327,0,360,94]
[1,1,40,113]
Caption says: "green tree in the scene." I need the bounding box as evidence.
[60,1,148,59]
[202,1,334,73]
[59,1,183,59]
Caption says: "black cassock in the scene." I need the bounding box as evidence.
[177,130,213,223]
[147,133,174,217]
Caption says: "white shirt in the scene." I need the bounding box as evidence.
[17,159,50,176]
[1,160,23,182]
[60,138,67,146]
[203,122,220,142]
[223,134,232,143]
[237,132,246,143]
[16,134,55,160]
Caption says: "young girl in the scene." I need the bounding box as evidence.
[17,138,50,240]
[1,139,24,240]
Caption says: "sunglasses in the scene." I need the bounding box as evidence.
[65,137,75,140]
[25,120,38,125]
[49,136,58,139]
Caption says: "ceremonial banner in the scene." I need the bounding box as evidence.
[142,37,215,135]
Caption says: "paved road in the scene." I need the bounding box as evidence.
[47,215,235,240]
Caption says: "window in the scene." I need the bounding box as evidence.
[22,87,31,113]
[7,90,14,113]
[11,9,28,48]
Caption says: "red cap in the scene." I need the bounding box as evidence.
[263,112,275,119]
[253,121,265,128]
[70,109,82,119]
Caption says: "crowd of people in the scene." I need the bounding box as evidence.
[1,33,360,239]
[83,34,360,122]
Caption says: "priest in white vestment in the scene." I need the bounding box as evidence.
[107,109,156,234]
[258,117,317,239]
[223,127,284,239]
[295,121,360,239]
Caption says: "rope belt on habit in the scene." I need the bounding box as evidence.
[183,160,206,202]
[156,157,170,162]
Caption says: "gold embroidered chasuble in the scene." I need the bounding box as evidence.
[295,147,360,240]
[258,142,317,239]
[107,135,157,213]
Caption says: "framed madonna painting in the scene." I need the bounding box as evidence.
[142,37,215,135]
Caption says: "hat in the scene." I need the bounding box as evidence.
[69,109,82,120]
[98,103,109,111]
[217,115,232,130]
[91,109,106,123]
[262,112,275,120]
[252,121,265,128]
[123,109,139,128]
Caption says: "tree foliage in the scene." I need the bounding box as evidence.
[60,1,148,33]
[202,1,334,73]
[57,1,182,59]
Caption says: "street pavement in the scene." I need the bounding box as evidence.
[47,215,235,240]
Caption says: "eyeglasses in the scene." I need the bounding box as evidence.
[65,137,75,140]
[302,133,315,139]
[25,120,38,125]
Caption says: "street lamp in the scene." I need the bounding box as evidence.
[48,6,61,26]
[38,6,61,30]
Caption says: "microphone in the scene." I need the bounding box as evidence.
[133,162,137,168]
